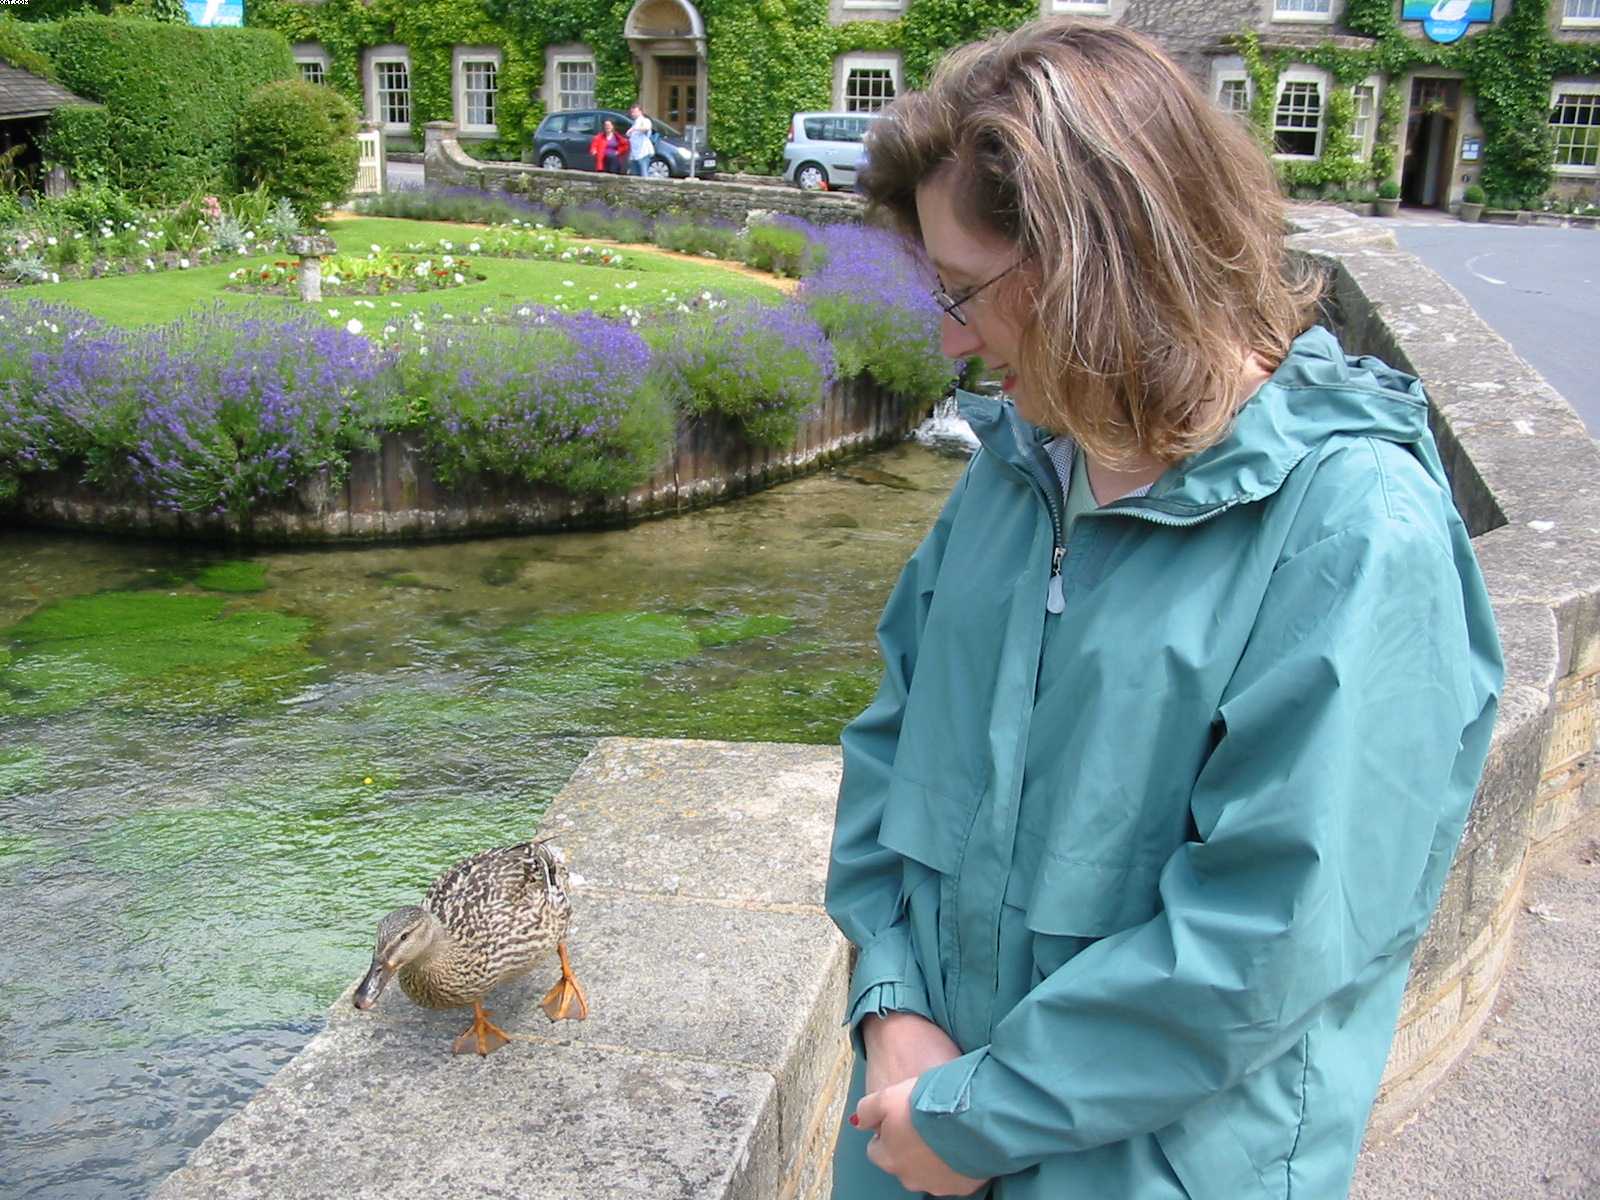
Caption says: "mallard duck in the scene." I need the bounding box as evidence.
[352,838,588,1056]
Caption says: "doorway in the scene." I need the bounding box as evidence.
[1402,78,1461,208]
[655,56,698,128]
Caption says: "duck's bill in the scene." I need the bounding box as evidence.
[353,960,393,1010]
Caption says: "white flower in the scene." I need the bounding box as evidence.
[371,244,381,253]
[50,273,59,283]
[145,258,155,269]
[441,313,453,321]
[411,319,424,333]
[442,255,454,267]
[390,301,402,308]
[453,273,464,284]
[700,291,712,301]
[516,306,531,316]
[46,236,57,246]
[346,318,363,335]
[383,324,397,336]
[441,240,453,250]
[468,242,480,252]
[625,281,637,290]
[327,308,340,318]
[418,345,429,356]
[179,258,191,269]
[588,294,599,301]
[245,231,255,240]
[562,280,574,287]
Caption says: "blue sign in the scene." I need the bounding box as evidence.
[185,0,244,26]
[1402,0,1493,44]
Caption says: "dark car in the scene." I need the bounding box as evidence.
[532,109,718,179]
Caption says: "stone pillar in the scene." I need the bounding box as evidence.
[299,255,323,303]
[423,121,459,191]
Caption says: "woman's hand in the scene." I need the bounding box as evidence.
[854,1077,989,1197]
[859,1010,963,1095]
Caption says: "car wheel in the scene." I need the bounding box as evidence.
[540,152,565,171]
[795,162,829,191]
[647,157,674,180]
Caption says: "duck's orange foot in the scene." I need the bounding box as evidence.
[540,941,590,1022]
[452,1000,513,1056]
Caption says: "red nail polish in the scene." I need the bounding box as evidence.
[848,1114,860,1127]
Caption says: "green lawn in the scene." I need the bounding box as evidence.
[8,216,784,328]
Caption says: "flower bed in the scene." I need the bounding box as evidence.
[0,202,957,528]
[225,251,487,296]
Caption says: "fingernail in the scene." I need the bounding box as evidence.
[848,1114,860,1127]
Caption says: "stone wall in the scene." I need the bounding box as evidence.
[13,376,923,543]
[424,122,867,228]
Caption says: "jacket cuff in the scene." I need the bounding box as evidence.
[844,926,935,1032]
[908,1049,1003,1180]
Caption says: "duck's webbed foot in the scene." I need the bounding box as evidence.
[452,1000,513,1056]
[540,940,590,1022]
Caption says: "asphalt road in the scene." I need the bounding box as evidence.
[1391,218,1600,435]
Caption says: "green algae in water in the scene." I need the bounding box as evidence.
[0,744,48,795]
[694,614,796,647]
[0,590,318,717]
[193,561,269,594]
[597,665,879,744]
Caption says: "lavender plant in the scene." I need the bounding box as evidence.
[650,298,835,447]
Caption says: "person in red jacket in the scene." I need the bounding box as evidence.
[589,119,627,174]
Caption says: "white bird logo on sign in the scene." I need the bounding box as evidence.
[1429,0,1473,19]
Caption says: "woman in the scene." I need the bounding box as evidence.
[589,118,627,174]
[827,18,1502,1200]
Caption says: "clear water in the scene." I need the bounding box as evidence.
[0,442,963,1200]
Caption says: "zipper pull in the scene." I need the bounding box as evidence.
[1046,546,1066,614]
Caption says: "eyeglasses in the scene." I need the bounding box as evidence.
[931,257,1028,326]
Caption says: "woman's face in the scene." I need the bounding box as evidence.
[914,172,1036,419]
[603,120,615,134]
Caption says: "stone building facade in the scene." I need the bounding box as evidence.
[275,0,1600,209]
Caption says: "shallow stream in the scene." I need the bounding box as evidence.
[0,442,963,1199]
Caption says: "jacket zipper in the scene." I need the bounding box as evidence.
[1015,432,1068,615]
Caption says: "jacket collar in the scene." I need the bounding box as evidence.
[954,326,1433,516]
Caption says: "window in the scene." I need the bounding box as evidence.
[1273,0,1333,18]
[1217,77,1251,118]
[1352,80,1379,159]
[839,54,900,114]
[297,60,325,86]
[462,59,498,129]
[375,60,410,127]
[557,59,595,111]
[1562,0,1600,23]
[1274,79,1323,157]
[845,68,896,113]
[1551,89,1600,171]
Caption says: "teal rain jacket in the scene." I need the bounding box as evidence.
[827,327,1503,1199]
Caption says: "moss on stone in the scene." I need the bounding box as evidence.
[0,744,48,796]
[694,614,796,647]
[0,590,318,717]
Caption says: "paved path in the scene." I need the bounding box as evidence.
[1351,829,1600,1199]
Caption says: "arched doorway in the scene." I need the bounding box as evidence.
[623,0,707,137]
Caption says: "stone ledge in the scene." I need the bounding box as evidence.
[155,738,851,1200]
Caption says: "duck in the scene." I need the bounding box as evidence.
[353,837,588,1055]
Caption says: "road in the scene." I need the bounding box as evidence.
[1390,217,1600,434]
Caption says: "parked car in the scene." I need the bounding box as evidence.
[532,109,718,179]
[782,112,882,191]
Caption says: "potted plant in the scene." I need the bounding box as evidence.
[1459,184,1486,223]
[1374,179,1401,217]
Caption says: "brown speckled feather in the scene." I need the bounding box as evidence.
[398,839,572,1010]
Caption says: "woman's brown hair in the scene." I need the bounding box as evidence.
[860,18,1322,466]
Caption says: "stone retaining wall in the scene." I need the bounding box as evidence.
[13,376,923,543]
[424,122,866,227]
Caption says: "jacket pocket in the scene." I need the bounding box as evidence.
[877,770,978,876]
[1005,840,1166,938]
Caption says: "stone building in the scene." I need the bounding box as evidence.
[270,0,1600,209]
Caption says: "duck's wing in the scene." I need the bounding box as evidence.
[424,840,567,943]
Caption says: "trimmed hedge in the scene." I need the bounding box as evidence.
[26,14,296,200]
[236,79,360,218]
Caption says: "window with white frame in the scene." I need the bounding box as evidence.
[460,57,499,129]
[374,59,411,127]
[556,58,596,111]
[1273,77,1323,158]
[1562,0,1600,24]
[1551,87,1600,171]
[841,56,899,113]
[1352,80,1379,159]
[1273,0,1333,19]
[1217,76,1252,119]
[297,59,326,85]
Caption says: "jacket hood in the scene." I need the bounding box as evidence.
[955,325,1433,517]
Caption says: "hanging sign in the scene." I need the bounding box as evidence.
[185,0,244,26]
[1402,0,1493,44]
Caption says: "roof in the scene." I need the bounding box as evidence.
[0,60,93,121]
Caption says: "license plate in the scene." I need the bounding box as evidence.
[703,157,716,168]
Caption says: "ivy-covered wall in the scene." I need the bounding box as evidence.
[245,0,1600,192]
[1240,0,1600,202]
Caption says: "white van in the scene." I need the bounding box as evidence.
[782,112,883,191]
